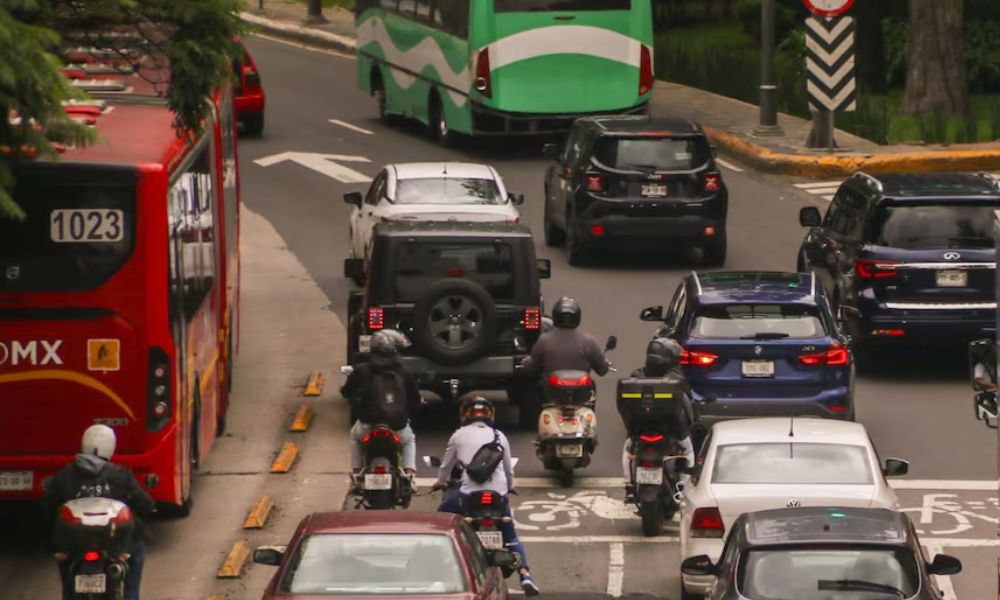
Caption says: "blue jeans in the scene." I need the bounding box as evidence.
[438,491,529,571]
[59,541,145,600]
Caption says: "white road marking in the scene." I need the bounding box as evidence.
[328,119,374,135]
[796,181,845,189]
[254,151,372,183]
[793,180,840,202]
[715,158,744,173]
[606,542,625,597]
[416,477,995,490]
[891,479,998,491]
[924,543,958,600]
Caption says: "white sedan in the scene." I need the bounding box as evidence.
[678,417,908,599]
[344,162,523,260]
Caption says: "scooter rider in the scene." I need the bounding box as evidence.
[520,296,611,382]
[622,337,697,502]
[43,425,155,600]
[431,397,540,596]
[341,329,421,490]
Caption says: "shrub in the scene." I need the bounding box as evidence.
[917,113,951,144]
[853,96,893,145]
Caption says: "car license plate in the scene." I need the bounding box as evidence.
[636,467,663,485]
[641,184,668,197]
[364,473,392,490]
[358,335,372,353]
[75,574,106,593]
[556,443,584,458]
[477,531,503,550]
[936,270,967,287]
[742,360,775,378]
[0,471,33,492]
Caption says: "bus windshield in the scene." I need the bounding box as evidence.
[494,0,631,11]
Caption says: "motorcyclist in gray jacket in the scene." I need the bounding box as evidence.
[520,297,611,377]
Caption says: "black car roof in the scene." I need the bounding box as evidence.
[743,507,908,546]
[577,115,704,136]
[849,171,1000,200]
[373,221,533,238]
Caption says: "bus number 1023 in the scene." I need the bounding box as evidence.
[50,209,124,243]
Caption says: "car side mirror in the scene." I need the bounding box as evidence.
[640,305,664,322]
[344,258,365,282]
[488,549,520,569]
[509,193,525,205]
[927,554,962,576]
[605,335,618,352]
[537,258,551,279]
[681,555,717,576]
[975,394,999,428]
[882,458,909,477]
[253,546,286,566]
[799,206,822,227]
[344,191,363,207]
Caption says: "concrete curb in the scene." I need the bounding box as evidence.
[704,125,1000,177]
[241,11,357,54]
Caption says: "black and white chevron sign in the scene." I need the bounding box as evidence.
[805,15,857,112]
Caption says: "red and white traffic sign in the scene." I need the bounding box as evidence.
[803,0,854,17]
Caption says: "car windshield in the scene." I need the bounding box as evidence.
[395,177,504,205]
[494,0,630,11]
[870,203,1000,249]
[279,533,466,595]
[690,304,826,339]
[592,136,709,171]
[713,443,873,485]
[738,547,919,599]
[395,242,515,303]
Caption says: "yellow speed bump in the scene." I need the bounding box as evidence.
[289,403,314,432]
[303,371,325,396]
[217,540,250,578]
[243,495,275,529]
[270,441,299,473]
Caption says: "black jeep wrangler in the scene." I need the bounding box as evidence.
[344,221,551,427]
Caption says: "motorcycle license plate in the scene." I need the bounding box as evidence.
[0,470,32,491]
[75,574,106,593]
[556,444,584,458]
[477,531,504,550]
[936,270,967,287]
[364,473,392,490]
[358,335,372,353]
[641,184,668,197]
[742,360,774,378]
[636,467,663,485]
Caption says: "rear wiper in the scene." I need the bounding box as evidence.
[740,332,790,340]
[817,579,906,598]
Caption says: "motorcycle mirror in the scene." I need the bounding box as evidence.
[340,365,354,376]
[423,456,442,468]
[253,546,286,567]
[605,335,618,352]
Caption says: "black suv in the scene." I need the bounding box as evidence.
[344,221,550,424]
[542,115,727,266]
[798,171,1000,349]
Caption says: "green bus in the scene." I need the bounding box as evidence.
[354,0,654,142]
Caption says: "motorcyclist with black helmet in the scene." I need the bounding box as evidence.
[520,296,611,379]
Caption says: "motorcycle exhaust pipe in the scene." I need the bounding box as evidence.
[107,561,127,580]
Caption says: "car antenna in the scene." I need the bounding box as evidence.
[789,416,795,437]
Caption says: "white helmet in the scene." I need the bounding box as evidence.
[81,424,116,460]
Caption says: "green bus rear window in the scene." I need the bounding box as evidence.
[494,0,630,12]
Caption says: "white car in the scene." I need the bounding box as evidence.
[678,417,908,599]
[344,162,523,260]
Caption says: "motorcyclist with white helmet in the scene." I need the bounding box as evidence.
[43,424,155,600]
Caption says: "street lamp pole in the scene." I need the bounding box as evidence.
[755,0,783,136]
[305,0,327,24]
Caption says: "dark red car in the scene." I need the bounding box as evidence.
[233,37,265,136]
[253,511,515,600]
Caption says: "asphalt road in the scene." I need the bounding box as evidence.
[1,34,997,600]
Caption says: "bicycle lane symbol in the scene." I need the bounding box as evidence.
[511,490,642,531]
[899,493,999,536]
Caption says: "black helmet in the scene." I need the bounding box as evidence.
[551,297,581,329]
[645,337,683,375]
[370,329,411,356]
[460,395,495,426]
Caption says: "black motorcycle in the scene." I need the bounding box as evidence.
[459,490,520,579]
[355,424,413,510]
[54,497,135,599]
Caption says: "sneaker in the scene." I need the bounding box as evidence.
[349,473,363,495]
[520,574,540,596]
[624,484,636,504]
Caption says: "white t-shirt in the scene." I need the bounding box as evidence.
[436,422,515,495]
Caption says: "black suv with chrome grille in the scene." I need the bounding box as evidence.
[798,171,1000,350]
[344,221,550,424]
[542,115,727,266]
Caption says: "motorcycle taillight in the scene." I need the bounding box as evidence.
[480,519,495,527]
[83,550,101,562]
[58,505,81,524]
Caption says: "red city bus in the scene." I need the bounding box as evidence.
[0,69,241,513]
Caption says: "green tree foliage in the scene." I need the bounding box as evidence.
[0,0,244,218]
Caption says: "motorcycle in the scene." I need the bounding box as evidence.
[535,335,617,486]
[354,423,413,510]
[54,497,135,599]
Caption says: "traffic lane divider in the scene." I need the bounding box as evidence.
[290,403,314,432]
[244,495,275,529]
[304,371,325,396]
[217,540,251,578]
[270,441,299,473]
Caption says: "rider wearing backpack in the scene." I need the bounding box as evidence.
[431,397,540,596]
[341,329,421,490]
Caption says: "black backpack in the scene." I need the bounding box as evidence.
[465,428,505,484]
[370,369,408,430]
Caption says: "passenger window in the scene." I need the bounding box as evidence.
[414,0,432,17]
[843,192,869,240]
[365,172,386,205]
[561,126,583,165]
[380,0,399,9]
[664,284,687,331]
[457,524,489,586]
[436,0,469,38]
[825,191,850,235]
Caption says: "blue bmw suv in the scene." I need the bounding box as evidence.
[639,271,855,422]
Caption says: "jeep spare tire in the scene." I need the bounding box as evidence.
[413,279,497,366]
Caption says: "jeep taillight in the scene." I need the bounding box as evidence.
[524,307,541,330]
[368,307,384,331]
[585,172,604,192]
[704,173,720,192]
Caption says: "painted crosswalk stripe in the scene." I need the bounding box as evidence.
[794,180,840,202]
[715,158,744,173]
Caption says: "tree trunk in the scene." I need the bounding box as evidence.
[901,0,968,116]
[854,0,888,94]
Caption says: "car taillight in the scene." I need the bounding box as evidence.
[147,347,172,432]
[704,173,720,192]
[585,172,604,192]
[475,48,491,98]
[799,343,849,366]
[691,507,725,538]
[367,307,384,331]
[639,45,654,96]
[855,259,899,279]
[58,505,81,525]
[680,349,718,367]
[829,405,848,413]
[83,550,101,562]
[549,373,593,386]
[110,505,132,525]
[524,307,541,330]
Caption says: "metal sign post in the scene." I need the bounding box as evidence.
[803,0,856,151]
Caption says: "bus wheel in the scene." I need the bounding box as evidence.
[158,491,193,518]
[429,94,451,147]
[372,70,395,125]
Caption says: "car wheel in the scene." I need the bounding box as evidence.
[241,114,264,137]
[702,233,726,267]
[412,279,497,366]
[543,199,565,248]
[566,211,589,266]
